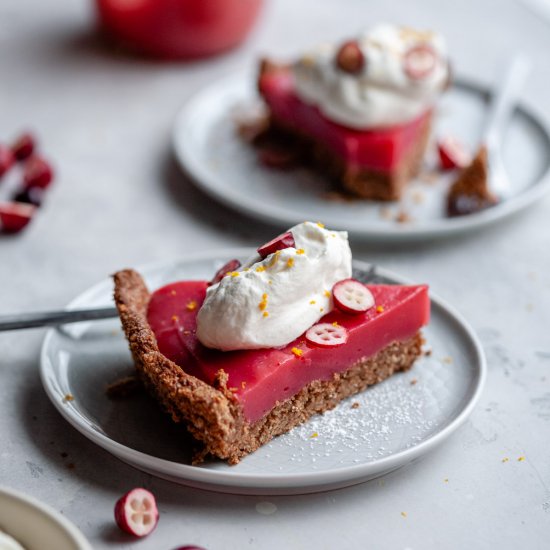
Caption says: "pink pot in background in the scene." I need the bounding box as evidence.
[96,0,264,59]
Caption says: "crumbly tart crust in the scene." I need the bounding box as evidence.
[114,269,423,464]
[256,60,432,201]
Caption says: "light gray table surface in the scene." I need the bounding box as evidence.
[1,0,550,548]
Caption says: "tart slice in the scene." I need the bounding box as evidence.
[252,24,450,201]
[114,223,429,463]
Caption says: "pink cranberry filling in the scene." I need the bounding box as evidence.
[259,68,432,172]
[147,281,429,423]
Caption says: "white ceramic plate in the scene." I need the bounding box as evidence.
[40,251,486,495]
[173,73,550,242]
[0,486,92,550]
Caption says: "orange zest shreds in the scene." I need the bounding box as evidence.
[241,381,247,389]
[332,321,339,326]
[324,290,331,298]
[229,271,240,277]
[296,248,305,255]
[263,311,269,318]
[502,457,509,463]
[316,221,325,228]
[287,257,295,268]
[255,266,266,272]
[291,347,303,358]
[310,432,319,439]
[518,456,526,462]
[259,293,268,311]
[310,300,316,305]
[186,300,198,311]
[401,512,407,518]
[268,250,281,267]
[319,307,324,312]
[376,305,385,313]
[171,315,179,322]
[268,280,273,285]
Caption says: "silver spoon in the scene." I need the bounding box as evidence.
[483,54,531,200]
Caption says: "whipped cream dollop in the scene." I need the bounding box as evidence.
[292,23,449,129]
[196,222,352,351]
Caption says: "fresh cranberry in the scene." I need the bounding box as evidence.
[209,259,242,286]
[114,488,159,538]
[23,156,53,189]
[12,133,35,161]
[404,44,437,80]
[0,202,36,233]
[335,40,365,74]
[332,279,375,314]
[0,145,15,178]
[257,231,295,258]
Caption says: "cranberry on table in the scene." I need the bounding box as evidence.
[437,135,471,170]
[0,202,36,233]
[11,132,35,161]
[23,155,53,189]
[172,546,207,550]
[114,488,159,538]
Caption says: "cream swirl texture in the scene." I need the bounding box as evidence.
[196,222,352,351]
[292,23,449,129]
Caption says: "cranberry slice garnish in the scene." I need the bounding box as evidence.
[0,202,36,233]
[23,156,53,189]
[404,44,437,80]
[0,145,15,178]
[335,40,365,75]
[12,133,35,161]
[209,259,242,286]
[257,231,295,258]
[114,488,159,538]
[437,136,471,171]
[332,279,375,314]
[306,322,349,348]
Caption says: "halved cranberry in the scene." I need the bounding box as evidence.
[114,488,159,538]
[306,323,349,348]
[437,136,471,170]
[0,145,15,178]
[257,231,295,258]
[404,44,437,80]
[335,40,365,74]
[333,279,375,314]
[210,259,242,286]
[23,156,53,189]
[12,133,35,161]
[0,202,36,233]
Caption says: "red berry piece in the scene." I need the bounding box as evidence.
[437,136,471,171]
[332,279,375,314]
[0,145,15,178]
[23,156,53,189]
[335,40,365,74]
[12,133,35,161]
[257,231,295,258]
[114,488,159,538]
[210,259,242,286]
[306,322,349,348]
[0,202,36,233]
[404,44,437,80]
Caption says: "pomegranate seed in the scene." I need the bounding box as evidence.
[437,136,471,170]
[306,322,349,348]
[332,279,375,314]
[0,202,36,233]
[23,156,53,189]
[0,145,15,178]
[404,44,437,80]
[12,133,35,161]
[209,259,242,286]
[114,488,159,538]
[335,40,365,74]
[257,231,295,258]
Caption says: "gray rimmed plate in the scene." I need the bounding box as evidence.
[40,251,486,495]
[173,73,550,242]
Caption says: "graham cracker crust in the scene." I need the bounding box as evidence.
[114,269,423,464]
[256,59,432,201]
